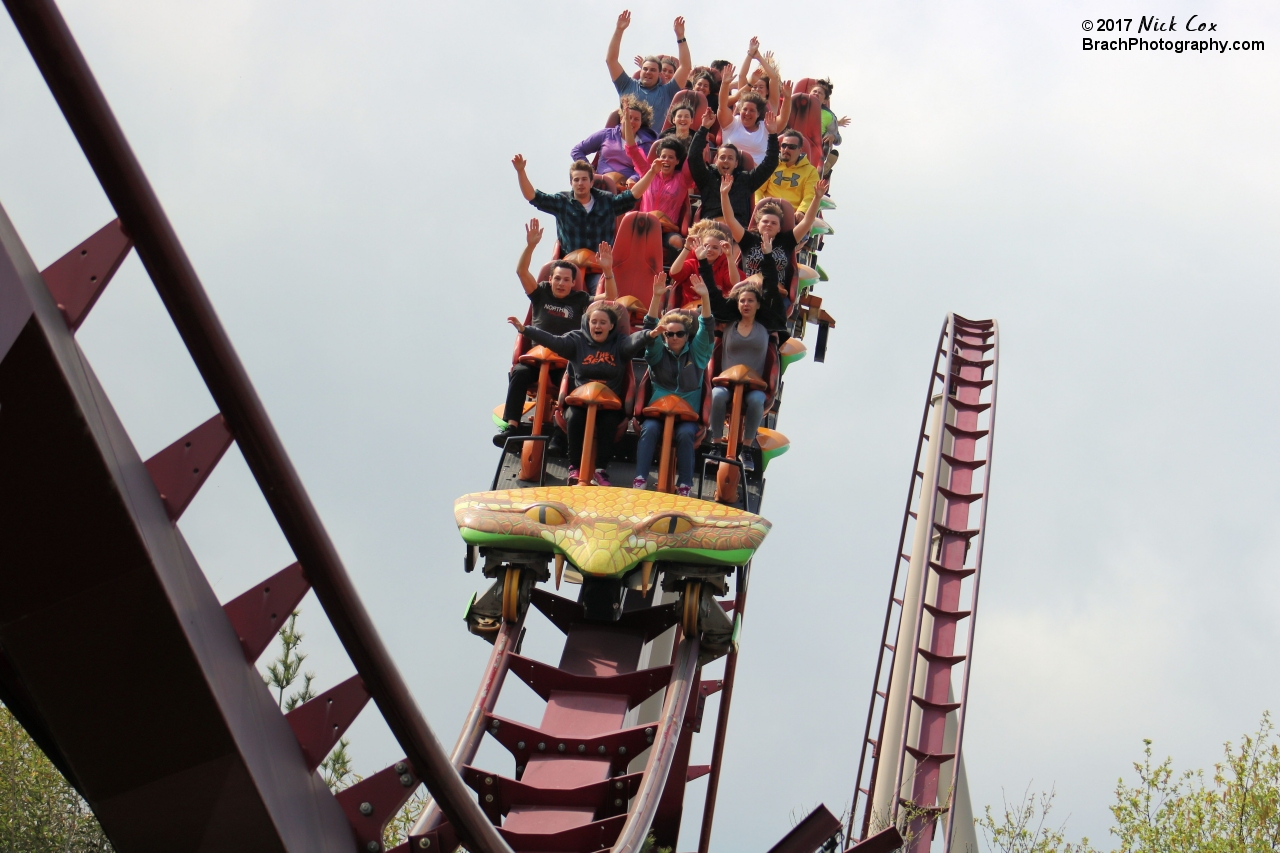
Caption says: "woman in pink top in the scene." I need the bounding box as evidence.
[622,118,695,253]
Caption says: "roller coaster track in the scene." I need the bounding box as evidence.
[846,315,999,853]
[0,1,513,850]
[0,2,849,852]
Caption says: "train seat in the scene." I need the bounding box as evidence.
[609,212,664,303]
[787,91,825,170]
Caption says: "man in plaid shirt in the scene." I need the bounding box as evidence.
[513,154,658,256]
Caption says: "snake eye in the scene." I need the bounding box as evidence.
[525,504,568,525]
[651,514,693,535]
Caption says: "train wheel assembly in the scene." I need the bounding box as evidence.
[681,579,703,637]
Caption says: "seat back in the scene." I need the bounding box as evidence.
[787,92,825,169]
[610,212,664,303]
[752,196,801,303]
[711,333,780,416]
[662,90,709,131]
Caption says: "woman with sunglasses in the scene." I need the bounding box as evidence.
[633,273,715,495]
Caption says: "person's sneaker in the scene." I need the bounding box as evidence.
[632,476,647,490]
[547,434,568,457]
[740,449,755,472]
[566,466,580,485]
[676,484,691,498]
[593,469,612,487]
[492,422,530,448]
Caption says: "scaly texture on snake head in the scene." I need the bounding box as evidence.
[454,486,771,579]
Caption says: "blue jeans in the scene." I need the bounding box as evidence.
[635,417,699,488]
[711,387,766,442]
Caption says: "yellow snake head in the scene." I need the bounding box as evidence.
[454,486,771,579]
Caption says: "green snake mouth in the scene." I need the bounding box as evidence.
[460,529,757,571]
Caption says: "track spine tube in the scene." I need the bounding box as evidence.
[848,323,949,846]
[941,322,998,853]
[613,635,701,853]
[696,561,750,853]
[890,316,958,826]
[1,2,513,850]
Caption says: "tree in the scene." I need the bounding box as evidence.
[0,703,113,852]
[1110,714,1280,853]
[263,611,317,711]
[978,785,1095,853]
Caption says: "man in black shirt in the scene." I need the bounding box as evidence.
[495,220,619,446]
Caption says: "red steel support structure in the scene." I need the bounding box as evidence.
[0,1,513,850]
[846,315,999,853]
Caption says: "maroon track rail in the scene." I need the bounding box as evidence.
[1,1,513,850]
[847,315,999,852]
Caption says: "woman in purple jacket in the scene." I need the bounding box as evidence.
[571,95,658,187]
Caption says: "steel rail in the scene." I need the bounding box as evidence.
[889,316,959,823]
[941,320,998,853]
[613,635,701,853]
[847,323,949,846]
[697,562,751,853]
[411,617,524,837]
[1,2,512,850]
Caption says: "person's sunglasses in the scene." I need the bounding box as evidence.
[779,142,800,150]
[664,330,687,339]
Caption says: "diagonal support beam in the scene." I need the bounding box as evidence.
[39,218,131,331]
[144,414,232,520]
[284,675,370,772]
[335,760,421,852]
[223,561,311,663]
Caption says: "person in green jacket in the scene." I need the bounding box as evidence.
[633,274,714,495]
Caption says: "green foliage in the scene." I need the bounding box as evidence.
[383,790,427,849]
[0,703,113,852]
[320,738,361,792]
[263,611,317,711]
[981,713,1280,853]
[978,785,1095,853]
[1110,714,1280,853]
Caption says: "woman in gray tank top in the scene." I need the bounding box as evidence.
[711,282,771,469]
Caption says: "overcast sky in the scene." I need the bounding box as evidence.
[3,1,1279,850]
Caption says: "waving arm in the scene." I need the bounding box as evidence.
[792,179,829,241]
[517,219,542,294]
[719,174,745,242]
[606,10,630,83]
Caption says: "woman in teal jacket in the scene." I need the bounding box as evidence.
[633,274,714,495]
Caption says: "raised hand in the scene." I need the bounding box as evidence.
[720,63,735,87]
[634,54,643,68]
[747,36,759,56]
[761,50,777,70]
[720,173,734,194]
[598,241,614,273]
[837,115,851,127]
[815,178,830,198]
[525,219,543,246]
[684,234,697,251]
[694,240,709,260]
[507,316,526,334]
[701,109,717,129]
[616,10,631,30]
[690,274,709,298]
[512,154,527,172]
[781,79,793,99]
[673,16,686,39]
[763,107,781,134]
[651,272,669,299]
[620,103,636,144]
